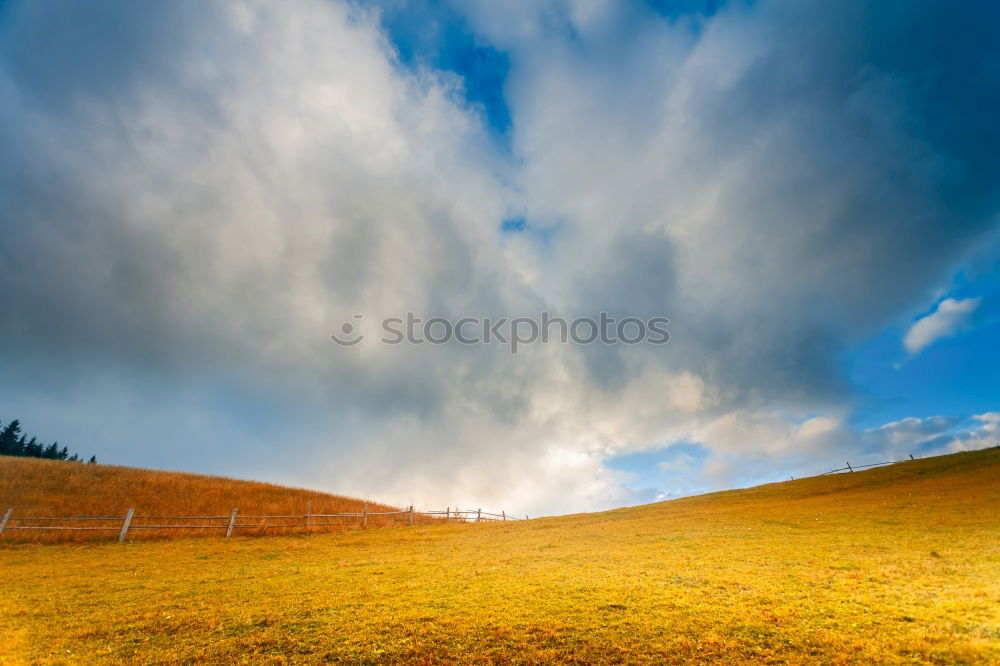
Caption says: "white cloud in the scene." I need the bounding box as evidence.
[903,297,981,354]
[0,1,997,515]
[862,413,999,460]
[657,452,695,473]
[949,412,1000,452]
[680,412,852,488]
[974,412,1000,424]
[869,416,956,447]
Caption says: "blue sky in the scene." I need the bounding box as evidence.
[371,0,1000,500]
[377,0,512,138]
[0,0,997,514]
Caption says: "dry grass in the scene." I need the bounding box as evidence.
[0,456,407,542]
[1,448,998,663]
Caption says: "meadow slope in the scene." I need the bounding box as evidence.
[0,456,402,542]
[1,448,998,663]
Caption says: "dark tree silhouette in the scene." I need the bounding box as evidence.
[0,419,21,454]
[0,418,94,463]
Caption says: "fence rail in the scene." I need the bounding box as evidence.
[0,504,526,542]
[784,454,920,481]
[817,453,916,477]
[3,454,928,542]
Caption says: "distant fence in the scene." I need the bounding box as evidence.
[4,455,933,541]
[0,505,526,542]
[820,453,917,476]
[788,454,918,480]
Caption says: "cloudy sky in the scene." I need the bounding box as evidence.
[1,0,998,515]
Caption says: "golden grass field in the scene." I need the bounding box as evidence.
[1,448,998,664]
[0,456,405,542]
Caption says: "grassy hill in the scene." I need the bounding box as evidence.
[0,456,402,541]
[2,448,998,663]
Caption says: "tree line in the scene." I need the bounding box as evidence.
[0,419,96,463]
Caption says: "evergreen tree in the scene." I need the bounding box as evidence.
[0,418,95,463]
[19,435,39,458]
[0,419,21,455]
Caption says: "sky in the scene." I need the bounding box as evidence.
[0,0,998,516]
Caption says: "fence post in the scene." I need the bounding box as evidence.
[0,508,12,536]
[306,502,311,529]
[118,508,135,543]
[226,508,238,537]
[502,510,506,521]
[909,454,915,460]
[476,508,481,523]
[446,506,450,521]
[845,461,853,472]
[363,503,368,528]
[408,505,414,526]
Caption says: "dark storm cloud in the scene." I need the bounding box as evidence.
[0,0,997,512]
[491,0,1000,411]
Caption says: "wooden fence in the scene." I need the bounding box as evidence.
[3,455,928,540]
[819,454,916,476]
[787,454,918,480]
[0,505,526,542]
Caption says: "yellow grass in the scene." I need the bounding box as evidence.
[2,448,998,663]
[0,456,405,542]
